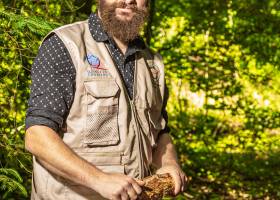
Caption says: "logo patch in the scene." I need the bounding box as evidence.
[84,69,113,79]
[85,54,107,70]
[84,54,113,79]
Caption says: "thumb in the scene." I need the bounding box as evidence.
[136,179,145,186]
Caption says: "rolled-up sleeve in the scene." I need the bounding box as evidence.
[25,34,76,132]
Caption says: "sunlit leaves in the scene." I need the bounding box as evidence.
[150,0,280,199]
[0,168,27,198]
[0,0,89,198]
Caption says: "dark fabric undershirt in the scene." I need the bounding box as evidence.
[25,13,170,135]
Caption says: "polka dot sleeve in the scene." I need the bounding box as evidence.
[25,34,76,132]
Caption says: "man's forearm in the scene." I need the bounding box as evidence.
[152,133,187,195]
[25,125,102,190]
[152,133,179,168]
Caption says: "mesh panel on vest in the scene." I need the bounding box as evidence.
[85,106,119,145]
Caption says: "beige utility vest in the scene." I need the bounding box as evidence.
[31,19,166,200]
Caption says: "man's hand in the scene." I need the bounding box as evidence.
[152,133,188,196]
[26,126,145,199]
[93,172,145,200]
[156,164,187,196]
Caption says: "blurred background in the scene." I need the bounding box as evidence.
[0,0,280,199]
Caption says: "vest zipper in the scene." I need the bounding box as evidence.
[104,44,144,178]
[125,55,145,179]
[129,54,145,179]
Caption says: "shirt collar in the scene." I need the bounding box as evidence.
[88,13,146,55]
[88,13,109,42]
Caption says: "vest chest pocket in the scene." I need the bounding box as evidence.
[84,80,120,146]
[148,108,166,141]
[135,99,165,148]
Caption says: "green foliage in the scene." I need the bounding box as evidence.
[0,0,90,198]
[0,10,61,36]
[149,0,280,199]
[0,0,280,199]
[0,168,27,198]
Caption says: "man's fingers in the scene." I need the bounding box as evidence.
[120,190,129,200]
[172,172,182,195]
[180,173,186,192]
[131,180,143,195]
[126,185,138,200]
[136,179,145,186]
[185,175,188,187]
[154,166,187,195]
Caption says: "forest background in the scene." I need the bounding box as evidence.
[0,0,280,199]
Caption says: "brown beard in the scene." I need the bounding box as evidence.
[98,1,148,42]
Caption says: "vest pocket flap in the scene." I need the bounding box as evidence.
[84,80,119,98]
[148,110,166,130]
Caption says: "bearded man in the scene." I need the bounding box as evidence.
[25,0,187,199]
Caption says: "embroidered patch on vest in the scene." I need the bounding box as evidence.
[84,54,113,79]
[84,69,113,79]
[85,54,107,70]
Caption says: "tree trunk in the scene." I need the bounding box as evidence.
[144,0,155,45]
